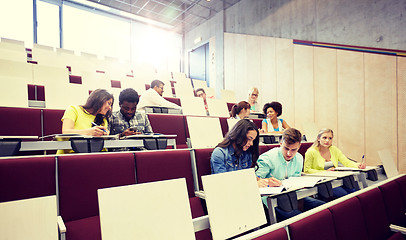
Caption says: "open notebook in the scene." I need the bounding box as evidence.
[259,176,328,195]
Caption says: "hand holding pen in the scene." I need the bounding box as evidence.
[358,155,366,169]
[91,122,108,136]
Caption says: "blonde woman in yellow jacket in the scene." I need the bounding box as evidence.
[304,128,366,198]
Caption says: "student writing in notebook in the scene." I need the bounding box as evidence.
[57,89,113,154]
[210,119,281,188]
[304,128,366,197]
[256,128,325,221]
[229,101,251,119]
[261,101,290,134]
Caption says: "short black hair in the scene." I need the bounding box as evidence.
[151,80,164,88]
[263,101,283,116]
[119,88,139,105]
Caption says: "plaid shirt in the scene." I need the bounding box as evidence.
[109,111,153,135]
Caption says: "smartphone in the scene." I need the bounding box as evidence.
[129,126,143,132]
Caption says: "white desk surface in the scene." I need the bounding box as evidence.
[0,196,58,240]
[98,178,195,240]
[202,169,267,240]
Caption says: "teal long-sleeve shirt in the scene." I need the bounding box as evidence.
[256,147,303,180]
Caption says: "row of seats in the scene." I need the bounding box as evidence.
[0,142,313,240]
[0,106,252,151]
[238,174,406,240]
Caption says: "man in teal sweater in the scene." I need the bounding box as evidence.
[256,128,325,221]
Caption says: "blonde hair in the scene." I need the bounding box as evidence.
[248,87,259,96]
[312,128,334,148]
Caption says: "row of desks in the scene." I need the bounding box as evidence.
[0,134,177,155]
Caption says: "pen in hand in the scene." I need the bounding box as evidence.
[91,122,107,133]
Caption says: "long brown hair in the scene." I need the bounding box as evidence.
[82,89,114,118]
[217,119,260,168]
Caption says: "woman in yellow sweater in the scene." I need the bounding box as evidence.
[304,128,365,197]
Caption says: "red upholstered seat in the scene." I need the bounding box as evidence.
[379,180,406,226]
[147,114,188,148]
[194,148,214,191]
[356,188,392,240]
[0,156,56,202]
[227,102,235,112]
[219,117,229,137]
[298,142,312,157]
[288,209,337,240]
[65,216,101,240]
[259,145,270,155]
[58,152,136,240]
[251,118,262,129]
[253,227,289,240]
[0,107,42,136]
[329,197,368,240]
[42,109,65,136]
[189,196,212,239]
[395,175,406,207]
[163,96,181,106]
[134,149,195,197]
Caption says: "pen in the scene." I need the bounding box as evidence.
[91,122,107,132]
[361,155,365,164]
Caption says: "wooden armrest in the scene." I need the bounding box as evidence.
[57,216,66,233]
[390,224,406,234]
[193,215,210,232]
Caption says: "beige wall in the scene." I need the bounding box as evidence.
[224,32,405,170]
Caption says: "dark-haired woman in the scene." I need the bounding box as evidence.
[230,101,251,119]
[210,119,281,187]
[261,101,290,133]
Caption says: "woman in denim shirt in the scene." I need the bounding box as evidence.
[210,119,281,188]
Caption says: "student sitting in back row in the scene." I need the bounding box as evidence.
[109,88,153,138]
[261,101,290,133]
[256,128,325,221]
[229,101,251,119]
[137,80,182,111]
[304,128,366,198]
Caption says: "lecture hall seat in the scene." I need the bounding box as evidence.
[189,196,212,240]
[356,188,397,240]
[0,107,42,137]
[379,180,406,227]
[252,227,289,240]
[134,149,195,197]
[328,197,369,240]
[0,156,56,203]
[288,209,337,240]
[193,148,214,191]
[57,152,136,240]
[147,114,189,149]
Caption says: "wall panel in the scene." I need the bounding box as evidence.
[397,57,406,173]
[275,38,295,126]
[314,47,338,145]
[337,50,364,160]
[224,33,235,92]
[293,45,314,133]
[233,34,248,101]
[259,36,276,106]
[364,53,397,165]
[246,35,262,101]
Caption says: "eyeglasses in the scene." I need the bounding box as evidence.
[251,93,258,97]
